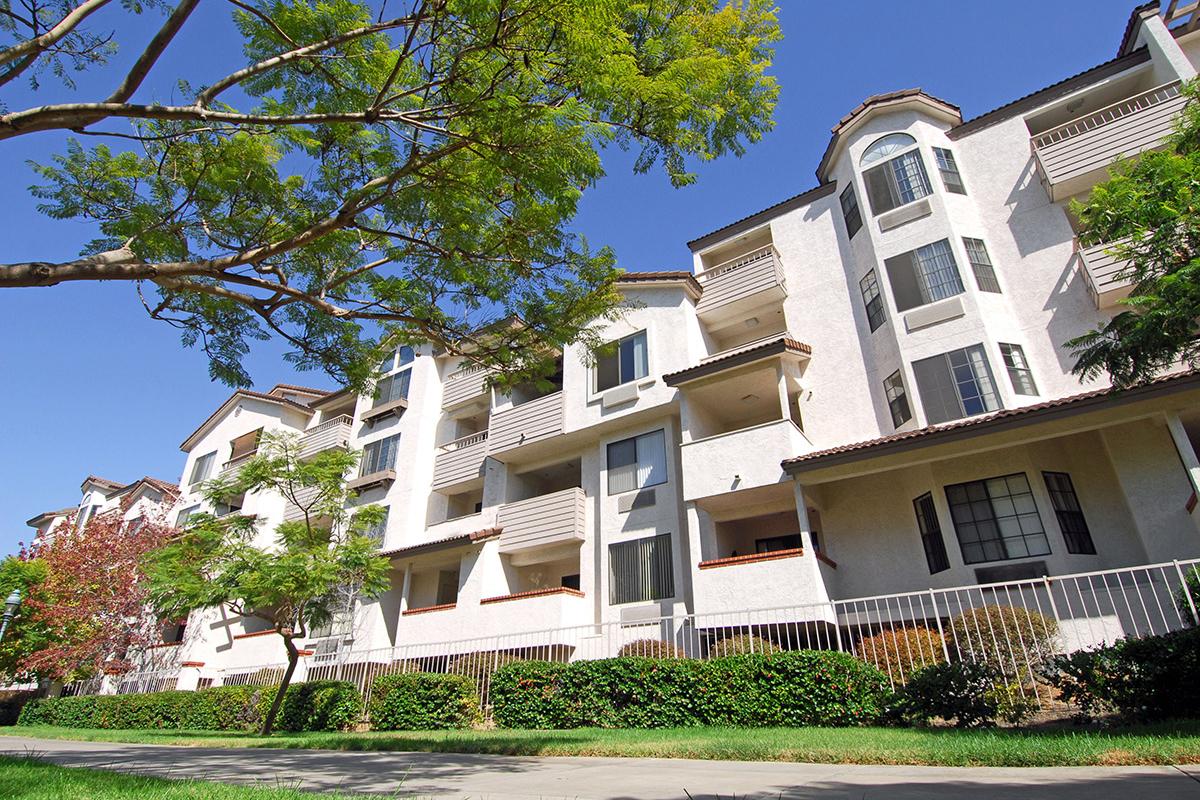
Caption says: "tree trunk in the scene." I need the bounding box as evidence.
[260,634,299,736]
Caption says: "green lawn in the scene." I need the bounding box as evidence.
[0,755,381,799]
[6,722,1200,766]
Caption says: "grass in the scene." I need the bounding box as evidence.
[0,754,384,799]
[6,722,1200,766]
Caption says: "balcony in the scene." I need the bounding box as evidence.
[692,547,834,620]
[1032,81,1184,202]
[681,419,806,502]
[283,484,320,523]
[443,364,489,410]
[432,431,489,490]
[496,486,586,554]
[219,451,255,476]
[487,391,564,455]
[1078,239,1134,309]
[298,415,353,459]
[694,245,787,329]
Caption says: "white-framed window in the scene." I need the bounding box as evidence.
[374,370,411,407]
[189,451,216,485]
[362,507,388,547]
[859,270,886,332]
[609,533,674,604]
[912,344,1002,425]
[378,345,414,373]
[861,133,932,215]
[999,343,1038,396]
[945,473,1050,564]
[606,429,667,495]
[360,434,401,476]
[883,370,911,428]
[595,330,648,392]
[175,505,200,527]
[885,239,965,312]
[840,184,862,238]
[963,237,1001,293]
[933,146,966,194]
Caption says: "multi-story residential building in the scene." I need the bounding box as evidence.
[25,474,178,547]
[23,3,1200,686]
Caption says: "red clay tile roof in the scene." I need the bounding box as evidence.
[179,389,317,451]
[617,271,703,297]
[25,507,75,528]
[268,383,332,398]
[783,370,1200,472]
[663,336,813,387]
[80,475,122,492]
[378,527,502,559]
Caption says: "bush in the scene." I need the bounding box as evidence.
[491,650,890,729]
[616,639,686,658]
[708,634,779,658]
[369,672,479,730]
[854,627,946,683]
[277,680,361,732]
[949,605,1058,678]
[1176,565,1200,626]
[447,651,523,698]
[1042,627,1200,721]
[899,661,1036,728]
[0,691,39,726]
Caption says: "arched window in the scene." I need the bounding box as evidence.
[397,345,415,367]
[859,133,931,215]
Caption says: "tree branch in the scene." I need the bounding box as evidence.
[106,0,201,104]
[0,0,112,68]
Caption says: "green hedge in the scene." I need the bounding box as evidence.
[17,681,361,732]
[368,672,479,730]
[491,651,890,729]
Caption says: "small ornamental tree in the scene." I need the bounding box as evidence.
[0,555,49,681]
[146,430,390,734]
[10,507,176,682]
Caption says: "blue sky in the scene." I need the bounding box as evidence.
[0,0,1138,555]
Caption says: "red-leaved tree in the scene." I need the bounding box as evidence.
[18,506,177,681]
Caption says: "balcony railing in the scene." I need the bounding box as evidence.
[1032,81,1184,201]
[1078,238,1135,310]
[488,391,563,454]
[298,415,353,459]
[220,451,256,475]
[496,486,586,554]
[680,418,806,502]
[443,363,489,409]
[694,245,787,323]
[432,431,489,489]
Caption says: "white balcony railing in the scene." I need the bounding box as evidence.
[496,486,586,554]
[432,431,489,489]
[1078,238,1135,310]
[443,363,489,409]
[298,414,353,459]
[694,245,787,323]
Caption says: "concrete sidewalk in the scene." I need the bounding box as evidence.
[2,735,1199,799]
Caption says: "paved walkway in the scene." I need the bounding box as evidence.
[2,736,1199,799]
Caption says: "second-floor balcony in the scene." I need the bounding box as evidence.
[488,391,564,455]
[1032,81,1184,202]
[680,418,806,502]
[443,363,489,410]
[1078,238,1134,310]
[298,415,354,459]
[432,431,489,490]
[496,486,586,554]
[694,245,787,328]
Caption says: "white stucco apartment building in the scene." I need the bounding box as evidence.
[23,3,1200,683]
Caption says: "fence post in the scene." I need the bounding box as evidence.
[929,589,950,662]
[1042,576,1063,629]
[832,600,844,652]
[1174,560,1200,626]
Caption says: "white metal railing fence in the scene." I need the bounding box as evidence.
[71,558,1200,717]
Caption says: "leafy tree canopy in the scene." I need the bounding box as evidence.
[0,0,780,390]
[1070,79,1200,387]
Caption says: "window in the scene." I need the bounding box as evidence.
[912,344,1002,424]
[859,270,886,332]
[945,473,1051,564]
[755,534,802,553]
[360,434,400,476]
[374,370,411,407]
[595,330,648,392]
[436,569,459,606]
[933,147,966,194]
[175,505,200,527]
[76,504,101,531]
[561,574,581,591]
[861,134,932,215]
[999,343,1037,396]
[885,239,965,312]
[913,492,950,574]
[310,584,356,639]
[883,370,912,428]
[609,533,674,604]
[840,184,862,238]
[397,345,414,368]
[963,237,1001,293]
[362,507,388,547]
[1043,472,1096,554]
[228,428,261,461]
[189,451,216,485]
[607,429,667,495]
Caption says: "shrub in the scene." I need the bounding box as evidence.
[708,634,779,658]
[491,650,890,729]
[616,639,686,658]
[1041,627,1200,721]
[949,605,1058,678]
[854,627,946,683]
[448,651,523,698]
[1176,565,1200,627]
[899,661,1037,728]
[277,680,361,732]
[368,672,479,730]
[17,685,276,731]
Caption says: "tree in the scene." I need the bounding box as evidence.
[0,0,780,390]
[146,430,391,734]
[0,554,48,681]
[1069,80,1200,387]
[6,507,176,682]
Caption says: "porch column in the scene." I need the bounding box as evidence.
[791,481,818,552]
[398,562,413,617]
[1165,413,1200,522]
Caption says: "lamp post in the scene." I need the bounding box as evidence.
[0,589,20,642]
